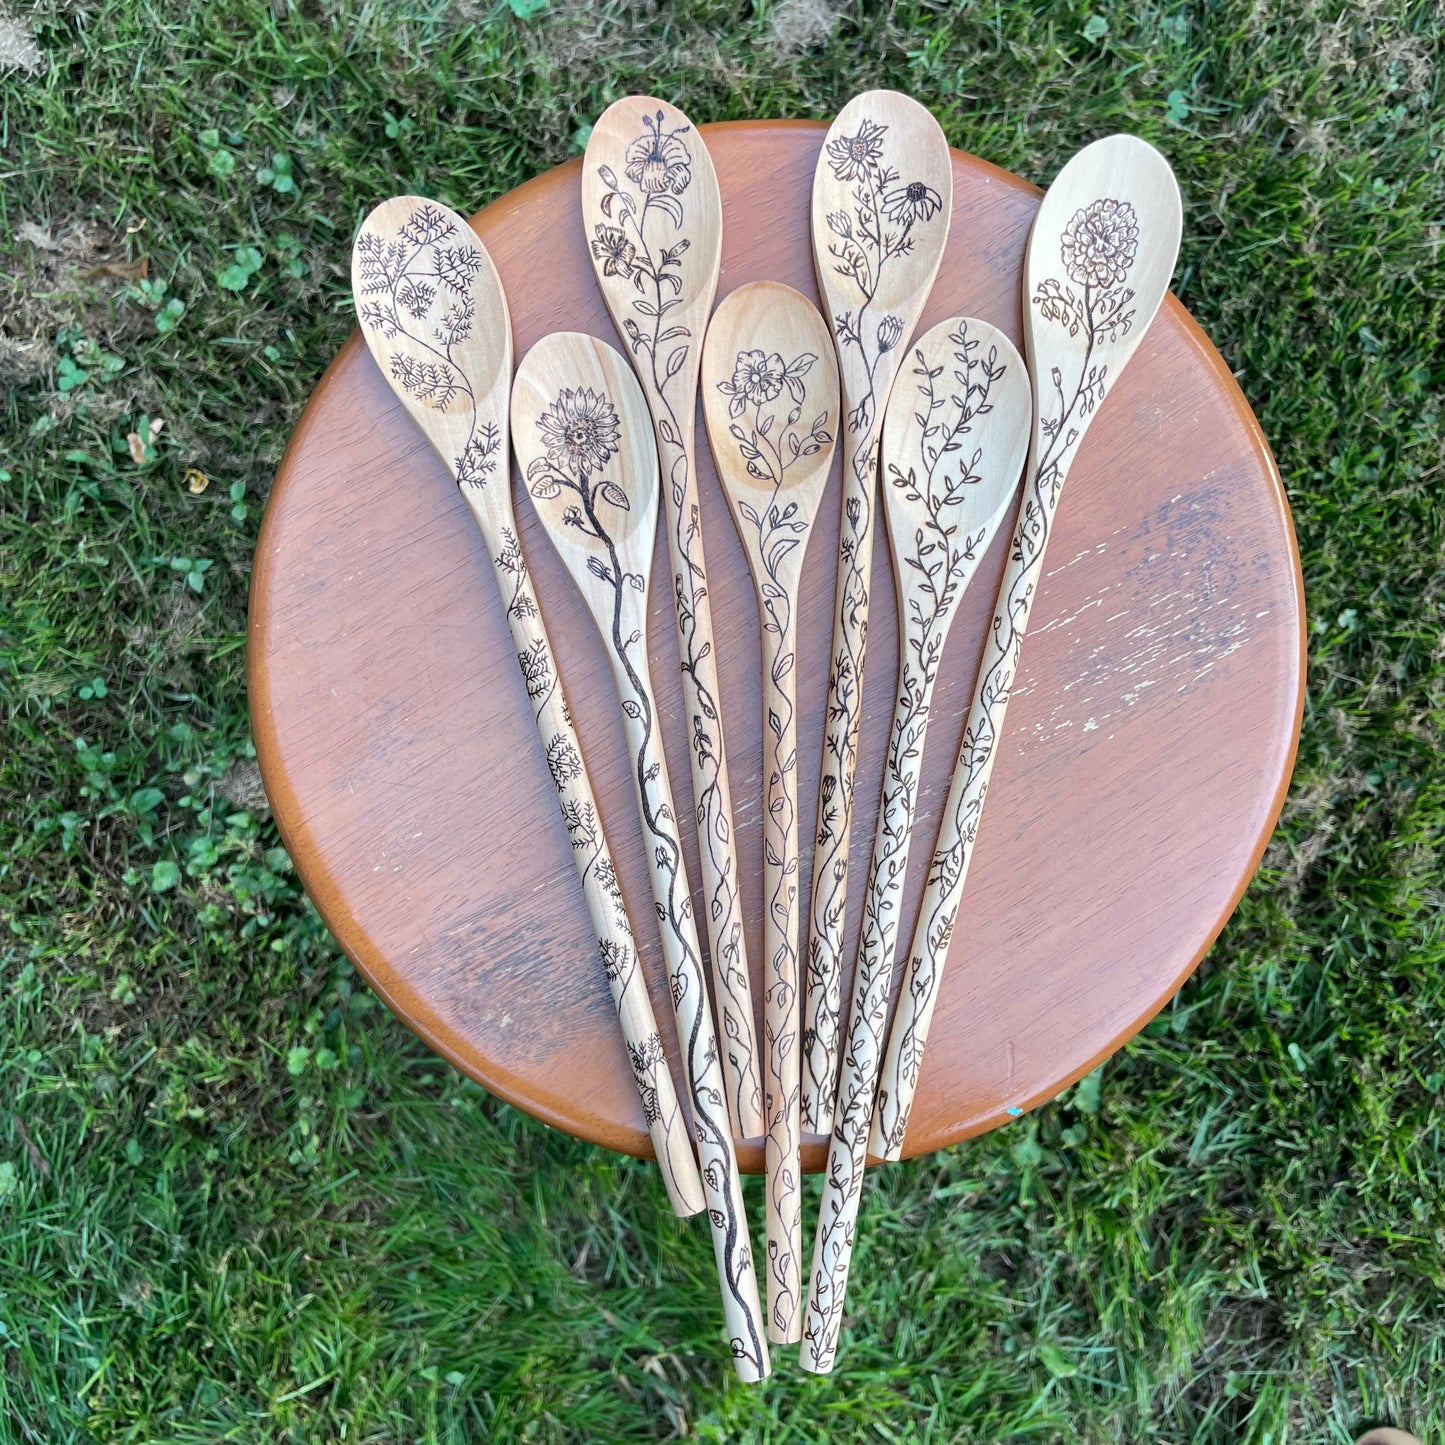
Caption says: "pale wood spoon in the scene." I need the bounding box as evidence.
[350,197,703,1221]
[511,331,770,1383]
[701,281,840,1343]
[801,90,954,1134]
[801,316,1030,1373]
[583,99,765,1141]
[870,135,1184,1170]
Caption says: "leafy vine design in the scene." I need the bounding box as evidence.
[354,203,501,487]
[715,345,831,1334]
[806,322,1010,1357]
[590,108,758,1134]
[874,197,1141,1157]
[525,383,765,1374]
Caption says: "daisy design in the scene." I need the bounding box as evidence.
[882,180,943,226]
[625,110,692,195]
[590,225,636,280]
[1060,198,1140,288]
[538,387,621,476]
[826,117,887,182]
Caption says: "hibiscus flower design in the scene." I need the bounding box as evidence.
[625,110,692,195]
[882,180,943,225]
[731,350,786,406]
[825,117,887,182]
[538,387,621,476]
[590,224,636,280]
[1060,197,1139,288]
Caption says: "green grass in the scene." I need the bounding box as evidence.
[1,0,1442,1439]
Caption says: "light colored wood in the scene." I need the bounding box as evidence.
[801,91,953,1133]
[510,331,770,1382]
[255,126,1305,1175]
[801,317,1030,1373]
[870,136,1185,1177]
[701,282,839,1343]
[583,100,765,1141]
[349,198,704,1219]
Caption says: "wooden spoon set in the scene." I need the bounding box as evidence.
[351,91,1182,1380]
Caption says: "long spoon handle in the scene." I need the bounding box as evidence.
[801,643,940,1372]
[801,418,881,1130]
[655,398,764,1138]
[869,479,1048,1159]
[759,614,805,1341]
[485,532,704,1215]
[611,649,771,1382]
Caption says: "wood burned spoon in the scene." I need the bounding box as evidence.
[701,282,839,1343]
[800,317,1030,1374]
[511,331,770,1383]
[870,135,1184,1167]
[350,198,702,1220]
[801,90,953,1135]
[584,99,765,1142]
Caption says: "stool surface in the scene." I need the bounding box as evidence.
[250,122,1304,1172]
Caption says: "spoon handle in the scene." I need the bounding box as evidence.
[480,517,705,1217]
[653,401,765,1140]
[800,419,882,1132]
[758,612,805,1342]
[609,639,771,1382]
[800,624,942,1373]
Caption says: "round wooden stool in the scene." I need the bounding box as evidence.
[249,123,1304,1173]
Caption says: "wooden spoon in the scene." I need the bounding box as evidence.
[583,99,765,1141]
[511,331,770,1383]
[350,197,703,1221]
[870,135,1184,1166]
[701,282,840,1343]
[801,90,954,1134]
[800,317,1030,1373]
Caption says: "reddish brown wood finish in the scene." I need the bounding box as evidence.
[249,123,1304,1174]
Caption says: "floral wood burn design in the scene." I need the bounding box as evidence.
[873,198,1143,1160]
[715,343,832,1337]
[524,380,767,1377]
[354,204,502,489]
[586,104,762,1140]
[803,100,951,1133]
[805,320,1022,1369]
[351,198,705,1221]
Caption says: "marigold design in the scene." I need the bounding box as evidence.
[1060,197,1139,287]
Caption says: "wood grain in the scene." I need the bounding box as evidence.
[248,123,1305,1178]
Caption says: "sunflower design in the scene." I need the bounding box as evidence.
[825,117,887,182]
[590,225,636,280]
[624,111,692,195]
[882,180,943,225]
[1060,197,1139,288]
[538,388,621,476]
